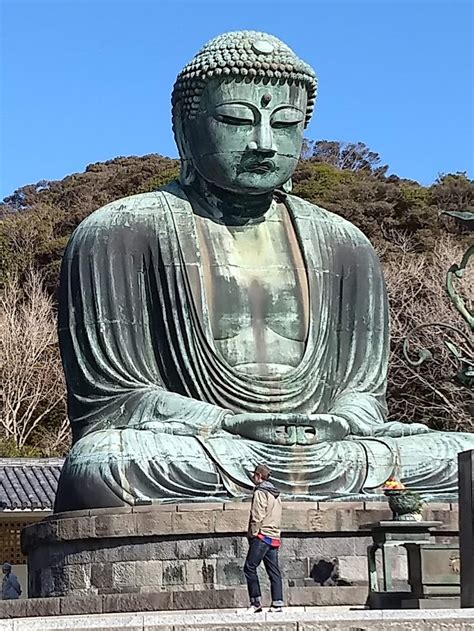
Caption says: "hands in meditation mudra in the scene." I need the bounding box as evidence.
[222,414,350,445]
[55,31,474,511]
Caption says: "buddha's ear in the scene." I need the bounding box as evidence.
[180,160,196,187]
[173,112,196,187]
[282,178,293,193]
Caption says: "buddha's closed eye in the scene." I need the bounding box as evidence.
[214,104,254,125]
[213,103,304,128]
[271,107,304,128]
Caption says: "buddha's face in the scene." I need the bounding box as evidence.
[184,78,307,195]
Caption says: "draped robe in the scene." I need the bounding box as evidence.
[54,182,474,510]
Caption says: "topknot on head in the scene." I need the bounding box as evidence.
[172,30,318,127]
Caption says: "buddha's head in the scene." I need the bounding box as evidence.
[172,31,317,196]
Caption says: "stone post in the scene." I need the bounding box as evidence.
[459,450,474,607]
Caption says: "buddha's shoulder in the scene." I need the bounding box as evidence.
[75,183,184,232]
[287,194,372,247]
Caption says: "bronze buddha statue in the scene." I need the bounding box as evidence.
[55,31,474,510]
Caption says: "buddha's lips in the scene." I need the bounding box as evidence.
[243,159,276,174]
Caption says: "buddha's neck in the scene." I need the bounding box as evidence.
[184,177,276,226]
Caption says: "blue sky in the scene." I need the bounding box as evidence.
[1,0,473,199]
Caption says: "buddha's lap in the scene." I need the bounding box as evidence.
[68,428,217,469]
[66,426,474,471]
[54,427,474,510]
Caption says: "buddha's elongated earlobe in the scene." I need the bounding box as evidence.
[173,109,196,186]
[180,160,196,186]
[282,178,292,193]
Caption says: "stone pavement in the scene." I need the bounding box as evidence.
[1,606,474,630]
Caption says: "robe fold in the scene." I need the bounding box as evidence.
[55,182,474,510]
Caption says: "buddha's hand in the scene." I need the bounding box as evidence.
[222,413,350,445]
[305,414,351,442]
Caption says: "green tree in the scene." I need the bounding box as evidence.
[430,172,474,213]
[302,140,388,175]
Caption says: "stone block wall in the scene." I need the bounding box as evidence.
[21,501,458,602]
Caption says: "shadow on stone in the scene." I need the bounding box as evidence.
[310,558,352,586]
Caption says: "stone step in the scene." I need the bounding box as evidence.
[0,606,473,630]
[0,586,368,618]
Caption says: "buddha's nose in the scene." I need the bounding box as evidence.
[248,122,276,154]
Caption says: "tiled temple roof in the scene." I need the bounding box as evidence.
[0,458,63,511]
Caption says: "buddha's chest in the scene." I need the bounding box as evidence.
[194,206,309,374]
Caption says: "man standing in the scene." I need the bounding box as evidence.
[244,464,283,613]
[2,563,21,600]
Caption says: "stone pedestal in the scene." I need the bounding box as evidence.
[366,520,443,605]
[459,449,474,607]
[19,501,459,616]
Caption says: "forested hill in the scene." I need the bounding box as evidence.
[1,141,473,290]
[0,141,472,457]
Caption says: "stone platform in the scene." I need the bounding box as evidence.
[15,501,458,617]
[1,607,474,630]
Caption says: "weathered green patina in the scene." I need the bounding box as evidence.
[55,31,474,510]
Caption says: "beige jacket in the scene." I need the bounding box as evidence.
[248,483,282,539]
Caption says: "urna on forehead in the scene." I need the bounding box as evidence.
[172,30,318,127]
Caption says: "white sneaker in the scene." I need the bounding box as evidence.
[244,604,263,613]
[269,606,283,613]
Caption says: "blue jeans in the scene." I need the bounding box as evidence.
[243,537,284,607]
